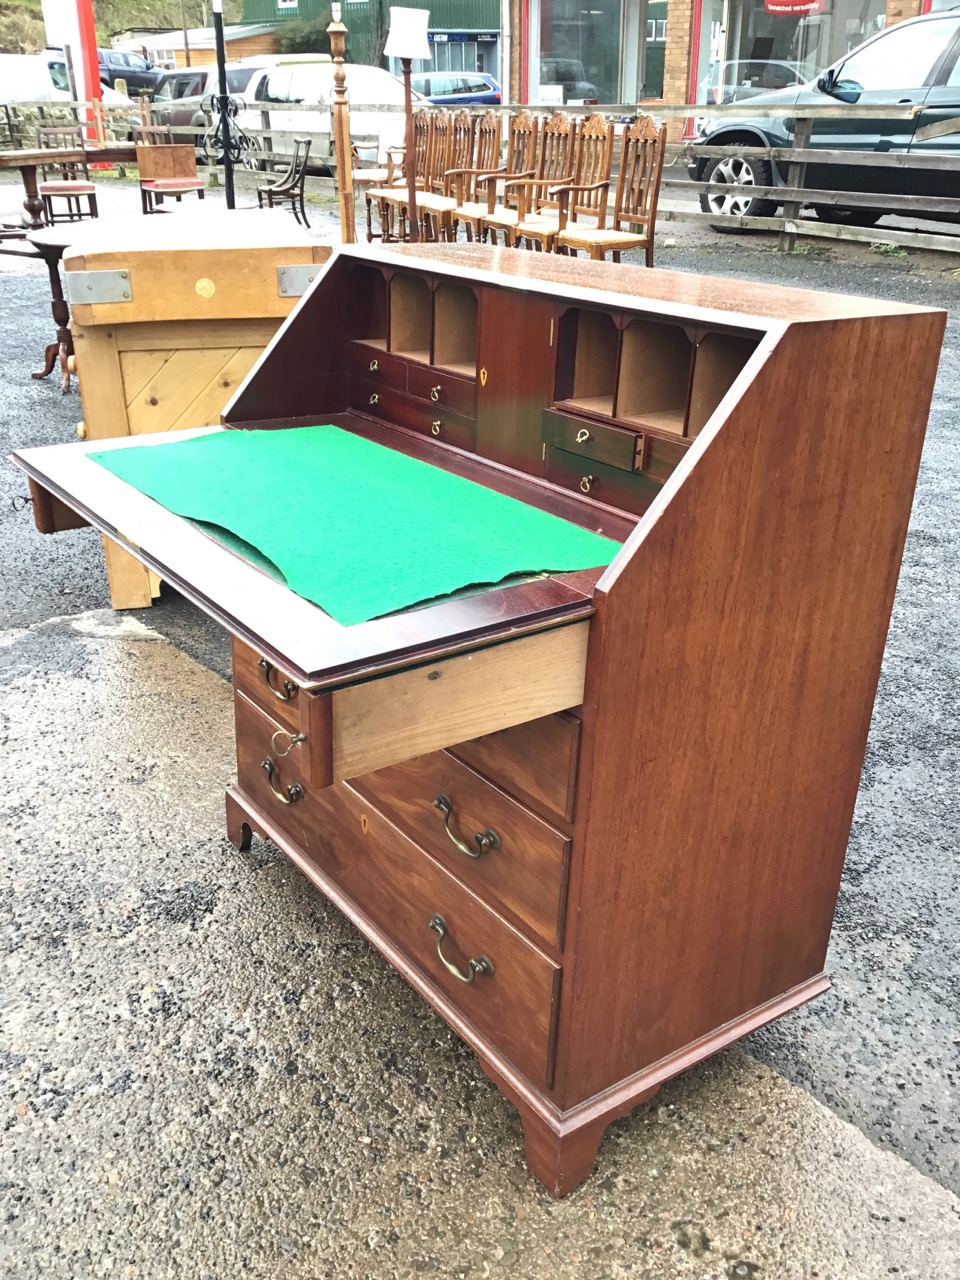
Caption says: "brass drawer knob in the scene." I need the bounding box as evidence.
[580,475,594,494]
[430,385,442,402]
[257,656,298,702]
[431,421,442,436]
[428,914,494,984]
[576,428,591,443]
[433,792,500,859]
[369,358,379,372]
[270,729,306,757]
[260,757,303,805]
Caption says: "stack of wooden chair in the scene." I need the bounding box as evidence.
[360,106,667,266]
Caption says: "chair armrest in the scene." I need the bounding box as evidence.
[504,175,576,218]
[548,180,612,231]
[476,167,536,211]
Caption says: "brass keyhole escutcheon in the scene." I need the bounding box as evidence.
[479,367,488,387]
[369,358,379,372]
[369,393,379,406]
[580,475,594,494]
[431,421,442,436]
[430,385,441,402]
[576,428,591,444]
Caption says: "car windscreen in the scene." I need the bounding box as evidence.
[226,67,257,93]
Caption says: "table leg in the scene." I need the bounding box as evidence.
[18,163,46,231]
[31,249,73,394]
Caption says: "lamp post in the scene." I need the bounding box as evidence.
[327,2,355,243]
[383,7,431,244]
[211,0,235,210]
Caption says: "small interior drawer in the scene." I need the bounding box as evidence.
[406,364,476,416]
[353,749,570,946]
[311,780,562,1089]
[547,447,660,518]
[352,380,476,451]
[233,637,303,733]
[543,408,645,472]
[450,710,581,826]
[345,341,407,392]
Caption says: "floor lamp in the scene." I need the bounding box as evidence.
[383,7,431,244]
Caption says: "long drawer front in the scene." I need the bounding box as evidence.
[353,750,570,947]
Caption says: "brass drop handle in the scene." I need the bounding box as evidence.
[260,757,304,805]
[430,385,442,402]
[580,475,594,494]
[428,914,494,984]
[576,427,591,443]
[369,358,379,372]
[369,393,379,406]
[257,656,298,702]
[431,421,442,436]
[433,793,500,859]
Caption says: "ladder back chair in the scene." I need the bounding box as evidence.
[416,109,475,242]
[459,110,538,243]
[517,112,616,252]
[366,108,434,243]
[556,115,667,266]
[380,108,453,241]
[443,110,502,241]
[484,110,577,247]
[36,126,98,224]
[256,136,312,226]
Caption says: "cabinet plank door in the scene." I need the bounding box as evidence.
[475,289,556,474]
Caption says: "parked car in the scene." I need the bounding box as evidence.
[688,11,960,227]
[152,61,270,154]
[0,52,134,107]
[98,48,163,97]
[409,72,501,105]
[235,57,421,171]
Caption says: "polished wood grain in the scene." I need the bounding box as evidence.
[553,309,946,1108]
[450,711,582,827]
[350,381,476,451]
[546,447,660,517]
[475,288,556,474]
[353,749,570,946]
[542,410,645,473]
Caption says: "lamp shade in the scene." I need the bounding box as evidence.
[383,7,431,61]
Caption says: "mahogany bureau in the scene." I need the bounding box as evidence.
[13,245,946,1195]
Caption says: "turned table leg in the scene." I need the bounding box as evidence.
[30,246,72,393]
[18,163,46,231]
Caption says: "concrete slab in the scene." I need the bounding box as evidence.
[2,611,958,1279]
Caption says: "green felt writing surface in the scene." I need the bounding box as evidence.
[89,426,618,627]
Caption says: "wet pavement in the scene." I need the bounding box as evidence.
[1,176,959,1276]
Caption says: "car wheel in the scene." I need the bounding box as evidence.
[699,152,776,224]
[812,205,882,228]
[240,136,265,172]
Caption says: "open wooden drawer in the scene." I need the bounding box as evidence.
[12,424,599,781]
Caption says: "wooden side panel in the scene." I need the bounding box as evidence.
[120,347,261,434]
[475,288,556,474]
[555,312,946,1105]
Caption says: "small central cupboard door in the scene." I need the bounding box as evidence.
[475,288,556,475]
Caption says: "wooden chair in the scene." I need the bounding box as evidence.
[353,145,404,242]
[484,111,576,247]
[136,131,205,214]
[378,109,453,242]
[415,109,476,242]
[556,115,667,266]
[453,110,538,243]
[132,125,175,145]
[516,112,616,252]
[365,108,433,243]
[36,126,98,224]
[442,110,502,242]
[256,136,312,227]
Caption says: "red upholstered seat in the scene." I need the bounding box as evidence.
[142,178,205,191]
[39,180,97,194]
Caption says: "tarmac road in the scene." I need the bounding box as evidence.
[1,184,958,1273]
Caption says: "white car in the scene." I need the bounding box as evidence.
[234,57,422,171]
[0,52,134,106]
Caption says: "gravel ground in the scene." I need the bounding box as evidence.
[1,173,959,1274]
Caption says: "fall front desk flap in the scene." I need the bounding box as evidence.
[89,426,618,627]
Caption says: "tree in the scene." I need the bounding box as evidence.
[276,12,333,57]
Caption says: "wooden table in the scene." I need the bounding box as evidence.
[12,244,947,1194]
[0,143,136,232]
[26,223,83,392]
